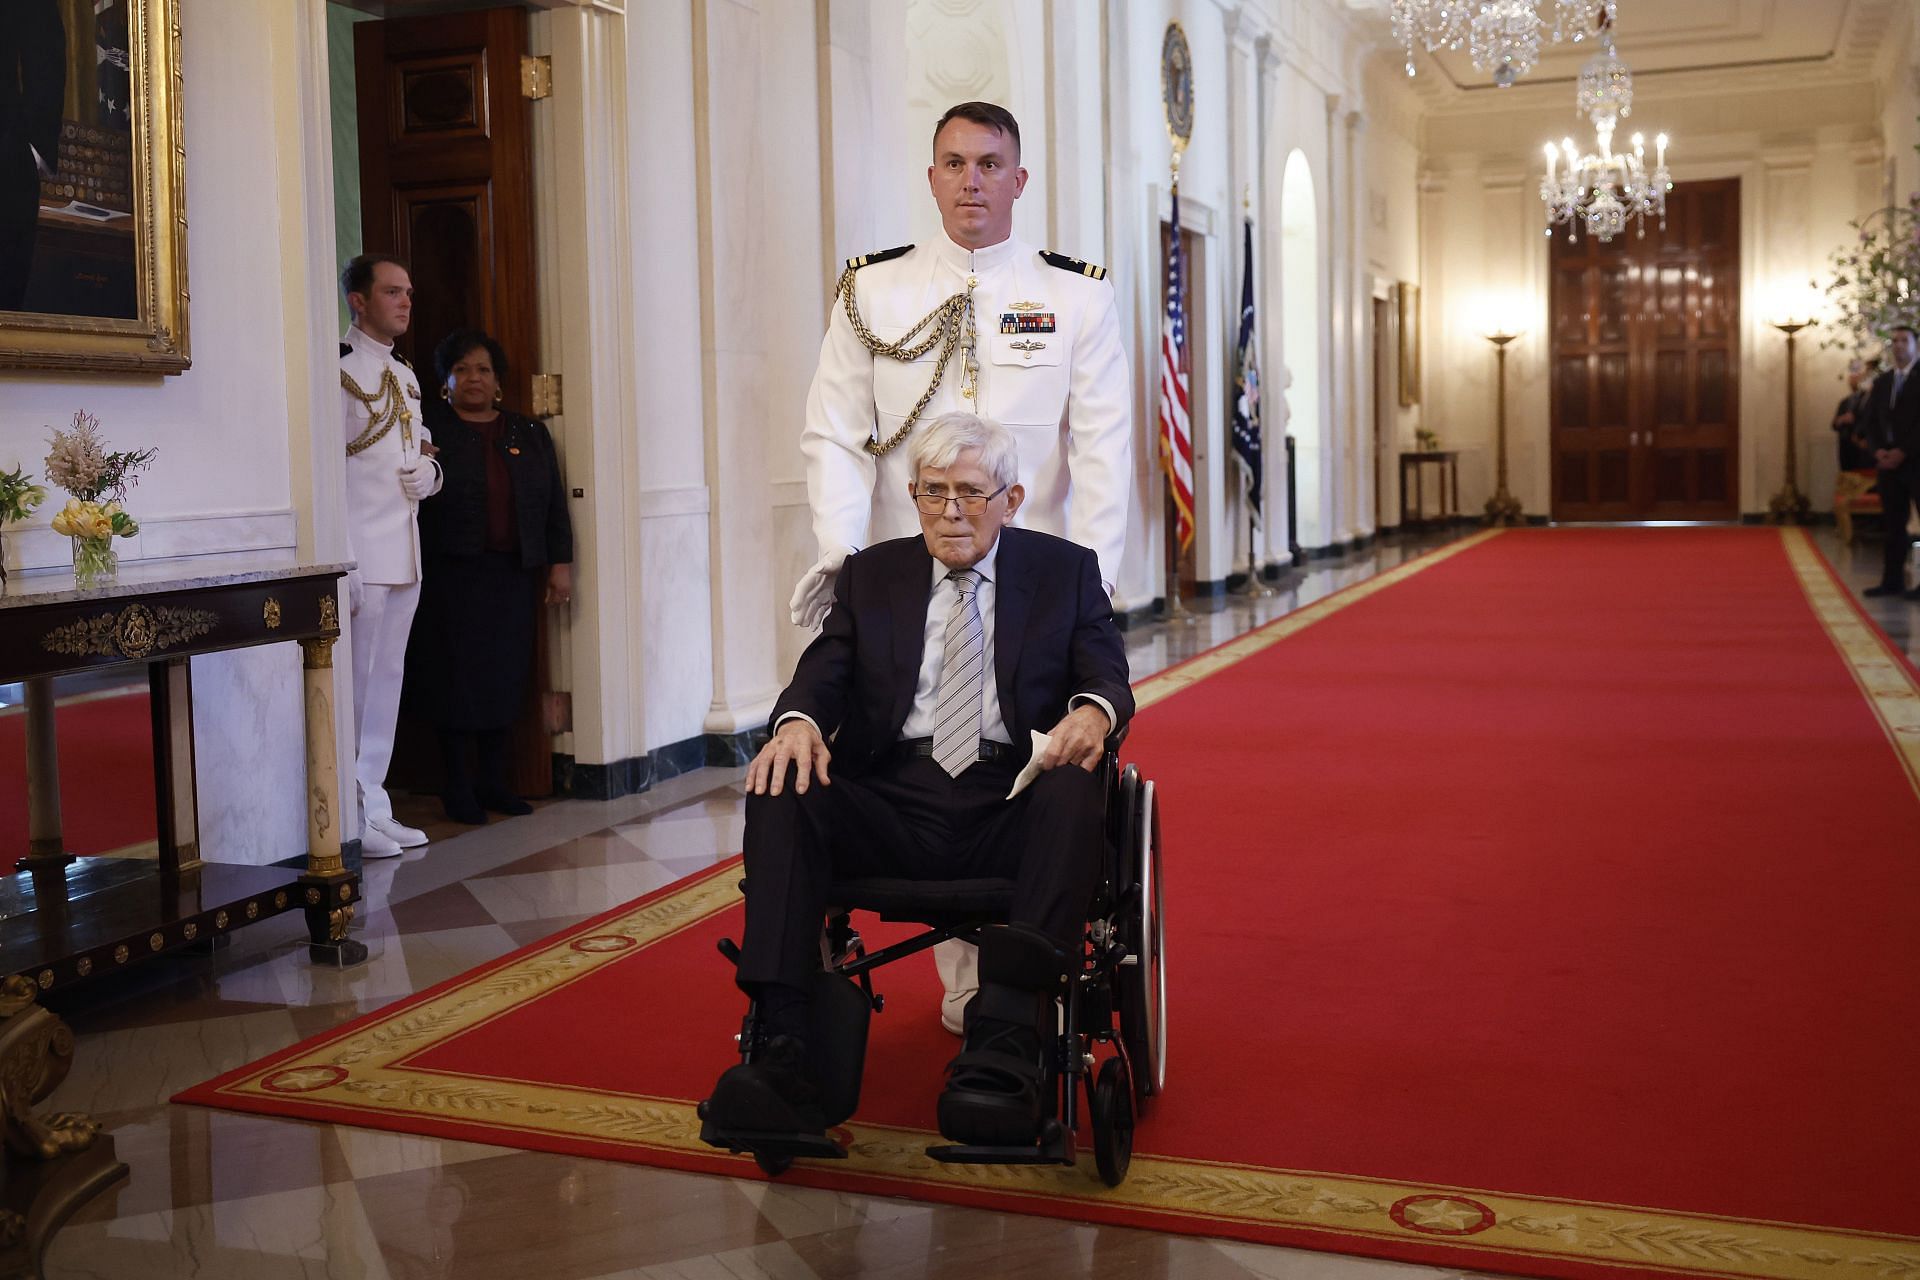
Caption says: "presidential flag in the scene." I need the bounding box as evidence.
[1231,215,1263,527]
[1159,191,1195,550]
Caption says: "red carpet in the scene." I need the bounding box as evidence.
[0,688,156,859]
[180,528,1920,1280]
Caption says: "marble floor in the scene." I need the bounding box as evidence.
[34,523,1903,1279]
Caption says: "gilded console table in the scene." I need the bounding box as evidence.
[0,554,366,995]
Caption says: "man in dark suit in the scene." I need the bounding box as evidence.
[1831,358,1876,472]
[0,0,66,312]
[706,411,1133,1149]
[1858,325,1920,599]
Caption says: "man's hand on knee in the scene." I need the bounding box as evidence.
[1039,703,1109,773]
[748,720,833,795]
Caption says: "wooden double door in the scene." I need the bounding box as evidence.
[353,5,555,798]
[1549,179,1741,521]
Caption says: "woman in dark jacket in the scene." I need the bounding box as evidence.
[410,329,573,822]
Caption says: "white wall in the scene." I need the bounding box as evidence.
[0,0,328,864]
[1419,76,1888,518]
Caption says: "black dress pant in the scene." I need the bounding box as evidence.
[736,754,1104,994]
[1878,468,1917,588]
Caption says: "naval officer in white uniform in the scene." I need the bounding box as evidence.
[790,101,1134,1032]
[340,253,443,859]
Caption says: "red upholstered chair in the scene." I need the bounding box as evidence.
[1834,469,1882,545]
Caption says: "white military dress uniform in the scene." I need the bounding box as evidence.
[798,230,1134,1033]
[801,230,1133,592]
[340,324,442,846]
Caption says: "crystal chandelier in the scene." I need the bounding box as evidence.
[1576,39,1632,130]
[1393,0,1615,85]
[1540,121,1670,242]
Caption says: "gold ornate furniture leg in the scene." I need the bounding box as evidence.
[18,681,70,875]
[0,976,128,1279]
[297,637,367,968]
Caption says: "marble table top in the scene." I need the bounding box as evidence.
[0,550,348,611]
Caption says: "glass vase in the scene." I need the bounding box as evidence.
[71,533,118,587]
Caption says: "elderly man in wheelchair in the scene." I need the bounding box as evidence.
[699,412,1164,1183]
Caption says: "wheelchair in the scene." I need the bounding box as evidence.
[698,733,1166,1187]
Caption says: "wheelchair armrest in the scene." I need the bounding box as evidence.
[1105,722,1130,752]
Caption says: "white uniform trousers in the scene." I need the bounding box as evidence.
[351,581,420,830]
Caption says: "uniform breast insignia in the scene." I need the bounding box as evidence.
[844,244,914,272]
[999,312,1056,334]
[1010,339,1047,355]
[1040,250,1107,280]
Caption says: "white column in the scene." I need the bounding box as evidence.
[1224,7,1260,575]
[1346,107,1371,536]
[1257,35,1288,565]
[694,0,782,734]
[1323,91,1347,547]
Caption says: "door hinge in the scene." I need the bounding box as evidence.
[530,372,563,418]
[521,55,552,101]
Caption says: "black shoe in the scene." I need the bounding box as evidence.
[442,787,486,825]
[705,1036,826,1134]
[478,787,532,816]
[937,1008,1048,1147]
[1864,584,1906,598]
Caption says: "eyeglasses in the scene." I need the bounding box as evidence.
[911,484,1008,516]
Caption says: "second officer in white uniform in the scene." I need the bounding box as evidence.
[790,102,1135,1033]
[340,253,443,859]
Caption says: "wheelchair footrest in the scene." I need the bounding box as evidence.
[925,1119,1074,1167]
[697,1118,848,1162]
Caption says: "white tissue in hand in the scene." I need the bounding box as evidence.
[1006,730,1052,800]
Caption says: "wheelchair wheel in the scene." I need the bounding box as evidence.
[1117,776,1166,1100]
[1089,1055,1134,1187]
[755,1150,794,1178]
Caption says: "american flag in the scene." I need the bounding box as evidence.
[1159,190,1195,550]
[1231,215,1262,527]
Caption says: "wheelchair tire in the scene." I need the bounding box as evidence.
[754,1150,794,1178]
[1117,777,1166,1101]
[1090,1055,1134,1187]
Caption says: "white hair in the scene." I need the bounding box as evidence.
[908,412,1020,489]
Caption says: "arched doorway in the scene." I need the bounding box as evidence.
[1280,150,1325,549]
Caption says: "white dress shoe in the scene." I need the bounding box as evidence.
[359,826,405,859]
[368,815,428,848]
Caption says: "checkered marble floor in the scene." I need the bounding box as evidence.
[41,524,1891,1279]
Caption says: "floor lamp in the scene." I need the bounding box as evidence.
[1766,318,1813,524]
[1483,330,1523,526]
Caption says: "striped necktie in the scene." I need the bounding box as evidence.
[931,569,985,778]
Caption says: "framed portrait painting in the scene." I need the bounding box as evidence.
[0,0,189,374]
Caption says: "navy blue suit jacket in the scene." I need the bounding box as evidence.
[771,527,1133,778]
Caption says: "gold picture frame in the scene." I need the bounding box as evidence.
[0,0,190,374]
[1395,280,1420,407]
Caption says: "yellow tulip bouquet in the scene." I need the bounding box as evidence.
[43,411,156,586]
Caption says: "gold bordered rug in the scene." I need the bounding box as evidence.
[182,528,1920,1280]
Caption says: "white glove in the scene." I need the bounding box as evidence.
[788,549,848,628]
[345,566,365,617]
[398,458,437,502]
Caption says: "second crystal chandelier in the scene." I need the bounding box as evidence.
[1537,18,1672,242]
[1392,0,1614,87]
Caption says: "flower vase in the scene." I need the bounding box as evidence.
[72,533,117,587]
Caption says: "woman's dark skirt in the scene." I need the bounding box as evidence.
[406,551,538,733]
